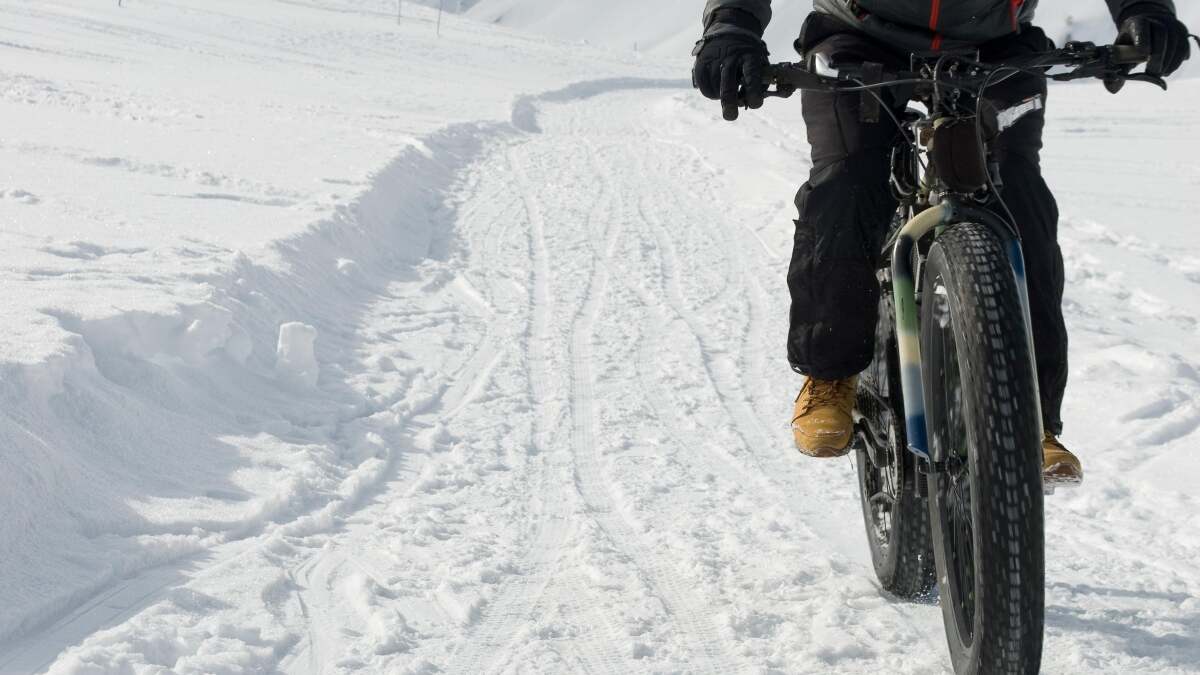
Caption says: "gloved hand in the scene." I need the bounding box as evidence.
[692,10,769,121]
[1106,6,1192,92]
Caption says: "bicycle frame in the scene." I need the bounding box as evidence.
[890,197,1045,464]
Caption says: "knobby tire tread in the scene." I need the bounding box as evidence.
[922,223,1045,675]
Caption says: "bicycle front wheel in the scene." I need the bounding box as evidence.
[920,223,1045,675]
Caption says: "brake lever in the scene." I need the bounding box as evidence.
[1123,73,1168,90]
[1101,71,1168,94]
[722,75,800,121]
[765,83,798,99]
[1050,62,1166,91]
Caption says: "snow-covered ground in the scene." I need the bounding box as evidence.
[2,1,1199,673]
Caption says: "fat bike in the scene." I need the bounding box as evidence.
[750,40,1168,673]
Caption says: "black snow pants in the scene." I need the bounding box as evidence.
[788,20,1068,434]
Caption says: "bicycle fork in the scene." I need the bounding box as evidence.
[890,200,1045,466]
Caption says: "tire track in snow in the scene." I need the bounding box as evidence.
[288,547,341,674]
[451,122,745,670]
[501,138,641,674]
[629,134,876,556]
[439,193,529,422]
[572,110,878,665]
[557,139,739,672]
[590,129,924,667]
[632,175,855,552]
[614,117,949,661]
[0,565,186,674]
[440,145,575,675]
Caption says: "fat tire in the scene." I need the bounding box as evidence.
[921,223,1045,675]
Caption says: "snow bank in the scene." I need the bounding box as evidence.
[0,118,487,649]
[0,0,668,649]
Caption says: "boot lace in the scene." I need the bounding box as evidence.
[801,378,852,414]
[1043,432,1067,453]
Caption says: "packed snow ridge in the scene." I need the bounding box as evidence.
[2,1,1200,673]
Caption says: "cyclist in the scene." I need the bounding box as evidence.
[693,0,1192,485]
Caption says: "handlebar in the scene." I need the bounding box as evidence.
[723,41,1156,121]
[1105,43,1157,66]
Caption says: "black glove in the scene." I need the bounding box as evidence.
[692,9,769,121]
[1106,6,1192,92]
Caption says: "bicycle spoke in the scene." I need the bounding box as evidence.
[932,279,977,646]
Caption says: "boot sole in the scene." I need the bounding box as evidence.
[795,440,852,459]
[1043,463,1083,495]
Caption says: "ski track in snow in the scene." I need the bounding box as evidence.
[4,15,1200,674]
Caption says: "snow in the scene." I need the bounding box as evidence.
[466,0,815,60]
[276,322,320,388]
[1,1,1199,673]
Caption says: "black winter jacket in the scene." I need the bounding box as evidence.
[702,0,1177,53]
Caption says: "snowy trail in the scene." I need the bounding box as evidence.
[4,70,1200,673]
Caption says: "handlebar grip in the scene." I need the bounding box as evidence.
[1110,44,1149,65]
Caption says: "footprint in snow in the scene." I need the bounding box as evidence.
[39,240,148,260]
[1,189,40,204]
[1137,407,1200,447]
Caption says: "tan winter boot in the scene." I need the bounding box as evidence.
[1043,432,1083,490]
[792,376,858,458]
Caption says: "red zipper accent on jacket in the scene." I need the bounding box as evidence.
[928,0,943,49]
[1010,0,1023,30]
